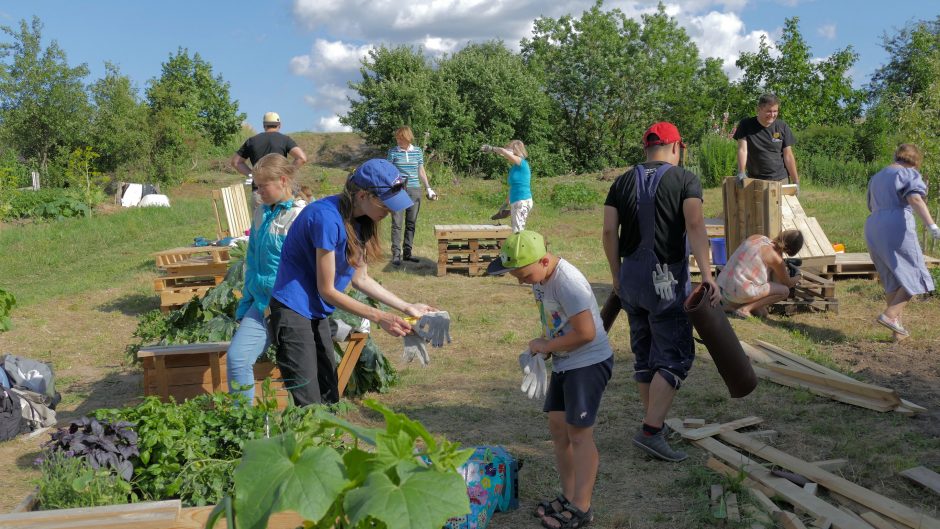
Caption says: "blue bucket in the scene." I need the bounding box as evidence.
[709,237,727,266]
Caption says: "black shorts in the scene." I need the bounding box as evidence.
[543,356,613,427]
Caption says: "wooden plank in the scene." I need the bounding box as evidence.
[805,217,836,257]
[784,194,807,218]
[683,418,706,428]
[173,506,304,529]
[208,352,222,392]
[705,457,775,497]
[747,486,781,515]
[753,366,896,412]
[718,430,940,529]
[0,500,180,528]
[678,416,763,441]
[898,466,940,497]
[336,333,368,396]
[860,511,908,529]
[154,356,169,399]
[726,493,741,521]
[138,342,231,358]
[812,459,849,471]
[664,420,876,529]
[761,364,901,406]
[776,510,809,529]
[754,341,855,382]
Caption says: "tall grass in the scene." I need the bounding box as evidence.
[691,135,737,188]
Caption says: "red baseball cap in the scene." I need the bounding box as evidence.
[643,122,686,148]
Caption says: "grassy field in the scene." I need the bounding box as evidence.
[1,150,939,527]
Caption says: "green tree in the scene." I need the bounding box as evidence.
[896,49,940,203]
[523,2,730,171]
[89,62,151,173]
[734,17,864,129]
[146,48,244,147]
[0,16,91,177]
[869,16,940,100]
[342,45,440,148]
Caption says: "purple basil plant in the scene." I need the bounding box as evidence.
[38,416,139,481]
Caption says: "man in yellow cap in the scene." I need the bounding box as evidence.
[231,112,308,209]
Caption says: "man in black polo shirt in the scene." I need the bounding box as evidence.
[733,93,799,188]
[231,112,308,208]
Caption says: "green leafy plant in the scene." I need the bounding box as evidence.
[207,399,473,529]
[0,188,96,221]
[0,287,15,332]
[695,134,738,188]
[549,182,601,210]
[35,452,136,510]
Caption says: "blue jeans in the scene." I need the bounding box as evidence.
[227,305,270,402]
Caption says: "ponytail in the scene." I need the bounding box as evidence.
[773,230,804,256]
[338,180,382,266]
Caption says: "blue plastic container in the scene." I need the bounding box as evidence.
[709,237,727,266]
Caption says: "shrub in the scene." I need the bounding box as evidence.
[549,182,601,209]
[796,124,859,161]
[799,153,882,189]
[695,135,738,188]
[0,188,98,221]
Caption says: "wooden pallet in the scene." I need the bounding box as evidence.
[152,274,225,291]
[434,224,511,277]
[153,246,232,311]
[153,246,231,269]
[780,195,836,269]
[770,268,838,314]
[158,285,215,312]
[211,183,252,239]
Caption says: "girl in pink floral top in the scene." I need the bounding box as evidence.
[716,230,804,318]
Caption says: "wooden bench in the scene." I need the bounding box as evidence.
[137,332,369,408]
[435,224,512,276]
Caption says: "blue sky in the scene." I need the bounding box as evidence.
[0,0,930,134]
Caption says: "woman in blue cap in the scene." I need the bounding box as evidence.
[269,159,434,405]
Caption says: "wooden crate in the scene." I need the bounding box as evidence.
[137,333,369,408]
[434,224,512,277]
[722,177,782,259]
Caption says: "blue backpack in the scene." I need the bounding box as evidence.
[444,445,521,529]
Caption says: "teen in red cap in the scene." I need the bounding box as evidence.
[602,122,719,462]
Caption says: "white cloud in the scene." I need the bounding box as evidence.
[817,23,836,40]
[423,35,460,55]
[290,39,373,78]
[318,115,352,132]
[683,10,774,79]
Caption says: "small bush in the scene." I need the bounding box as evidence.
[799,153,882,189]
[549,182,601,209]
[694,135,738,188]
[0,188,97,221]
[797,124,858,161]
[36,452,136,510]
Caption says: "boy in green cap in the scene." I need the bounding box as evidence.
[488,230,613,529]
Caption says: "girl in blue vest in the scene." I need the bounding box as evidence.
[269,159,435,406]
[227,154,304,402]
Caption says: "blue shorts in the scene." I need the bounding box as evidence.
[543,356,613,427]
[624,303,694,389]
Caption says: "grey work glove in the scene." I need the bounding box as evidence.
[736,171,746,185]
[930,223,940,240]
[652,263,678,301]
[403,334,431,366]
[480,144,495,153]
[415,311,452,347]
[329,319,353,343]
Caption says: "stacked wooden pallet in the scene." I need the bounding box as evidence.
[780,194,837,270]
[740,339,925,415]
[434,224,512,277]
[774,268,839,314]
[153,246,231,312]
[665,417,940,529]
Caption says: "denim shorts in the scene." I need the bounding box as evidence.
[543,356,613,427]
[624,304,694,389]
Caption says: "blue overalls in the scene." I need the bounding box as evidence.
[617,163,694,389]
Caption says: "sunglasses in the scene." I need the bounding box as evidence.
[368,176,406,197]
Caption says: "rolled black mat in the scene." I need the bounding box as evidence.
[683,282,757,398]
[601,291,620,333]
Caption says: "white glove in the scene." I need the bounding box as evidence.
[403,334,430,366]
[736,171,746,185]
[245,173,254,186]
[930,224,940,240]
[426,187,437,200]
[519,352,548,400]
[416,311,451,347]
[652,263,678,301]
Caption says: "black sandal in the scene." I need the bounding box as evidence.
[541,504,593,529]
[533,494,570,518]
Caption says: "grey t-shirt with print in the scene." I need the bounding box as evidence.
[532,258,613,372]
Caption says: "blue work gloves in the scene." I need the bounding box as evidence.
[652,263,678,301]
[518,351,548,400]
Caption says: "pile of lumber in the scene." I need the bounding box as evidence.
[665,417,940,529]
[774,268,839,314]
[741,340,926,415]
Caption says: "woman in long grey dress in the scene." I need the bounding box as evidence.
[864,143,940,341]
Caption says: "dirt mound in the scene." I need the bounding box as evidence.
[292,132,384,170]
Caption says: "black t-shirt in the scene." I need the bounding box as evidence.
[236,131,298,165]
[604,162,703,264]
[733,117,795,181]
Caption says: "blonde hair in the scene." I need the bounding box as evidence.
[773,230,804,256]
[895,144,923,169]
[253,153,296,184]
[507,140,528,159]
[395,126,414,145]
[338,180,382,267]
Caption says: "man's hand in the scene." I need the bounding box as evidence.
[528,337,552,355]
[704,278,721,307]
[426,187,437,200]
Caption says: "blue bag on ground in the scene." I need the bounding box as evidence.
[444,445,521,529]
[1,353,60,409]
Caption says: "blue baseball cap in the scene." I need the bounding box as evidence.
[349,159,413,212]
